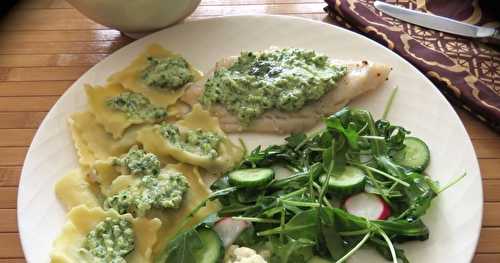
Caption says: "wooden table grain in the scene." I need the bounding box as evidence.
[0,0,498,262]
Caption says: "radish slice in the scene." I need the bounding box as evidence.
[213,217,250,247]
[344,192,391,220]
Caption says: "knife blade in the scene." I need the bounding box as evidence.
[374,1,499,41]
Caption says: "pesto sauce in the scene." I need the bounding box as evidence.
[83,217,135,263]
[159,123,222,159]
[104,171,189,217]
[141,57,194,90]
[200,48,348,124]
[113,146,161,176]
[106,91,167,121]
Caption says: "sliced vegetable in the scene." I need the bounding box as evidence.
[193,228,225,263]
[228,168,274,188]
[392,137,430,172]
[213,217,250,248]
[344,192,391,220]
[319,166,366,196]
[158,227,224,263]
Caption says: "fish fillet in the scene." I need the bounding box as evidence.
[181,56,391,134]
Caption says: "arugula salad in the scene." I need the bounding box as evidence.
[158,103,464,263]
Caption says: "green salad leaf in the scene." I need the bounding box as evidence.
[269,237,315,263]
[156,228,203,263]
[156,105,464,263]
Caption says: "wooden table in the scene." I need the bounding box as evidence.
[0,0,498,262]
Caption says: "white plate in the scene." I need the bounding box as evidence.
[18,15,482,263]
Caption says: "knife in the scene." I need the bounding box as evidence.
[374,1,500,43]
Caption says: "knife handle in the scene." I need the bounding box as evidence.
[483,29,500,46]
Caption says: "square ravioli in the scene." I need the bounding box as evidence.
[86,83,168,139]
[68,111,144,169]
[138,104,244,173]
[50,205,161,263]
[108,43,203,108]
[87,146,174,196]
[55,169,101,211]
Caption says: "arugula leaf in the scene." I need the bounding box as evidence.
[321,137,348,177]
[156,228,203,263]
[285,209,319,241]
[286,133,308,149]
[242,145,288,168]
[375,120,409,152]
[321,226,346,261]
[373,219,429,241]
[370,237,410,263]
[375,155,407,181]
[269,237,315,263]
[395,172,438,221]
[325,109,359,150]
[318,208,346,260]
[349,108,384,155]
[332,137,347,175]
[242,196,279,217]
[325,208,429,241]
[322,143,334,174]
[257,209,319,240]
[318,131,333,149]
[271,171,312,189]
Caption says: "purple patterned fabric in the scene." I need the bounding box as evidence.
[325,0,500,131]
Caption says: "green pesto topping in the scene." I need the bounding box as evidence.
[83,217,135,263]
[159,123,222,159]
[104,171,189,217]
[106,91,167,121]
[113,146,161,176]
[141,57,194,90]
[200,48,348,124]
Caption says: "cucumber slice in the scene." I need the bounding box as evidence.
[392,137,430,172]
[193,228,224,263]
[228,168,274,188]
[319,166,366,196]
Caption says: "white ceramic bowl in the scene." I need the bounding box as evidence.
[66,0,201,34]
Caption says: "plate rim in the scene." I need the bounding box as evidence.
[17,14,483,262]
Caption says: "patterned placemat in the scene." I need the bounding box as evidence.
[325,0,500,132]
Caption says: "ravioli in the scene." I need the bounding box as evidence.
[89,164,220,256]
[85,84,166,139]
[108,43,203,108]
[50,205,161,263]
[55,169,101,210]
[68,111,143,170]
[137,104,244,173]
[149,164,220,256]
[55,44,243,262]
[88,160,121,197]
[87,147,175,196]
